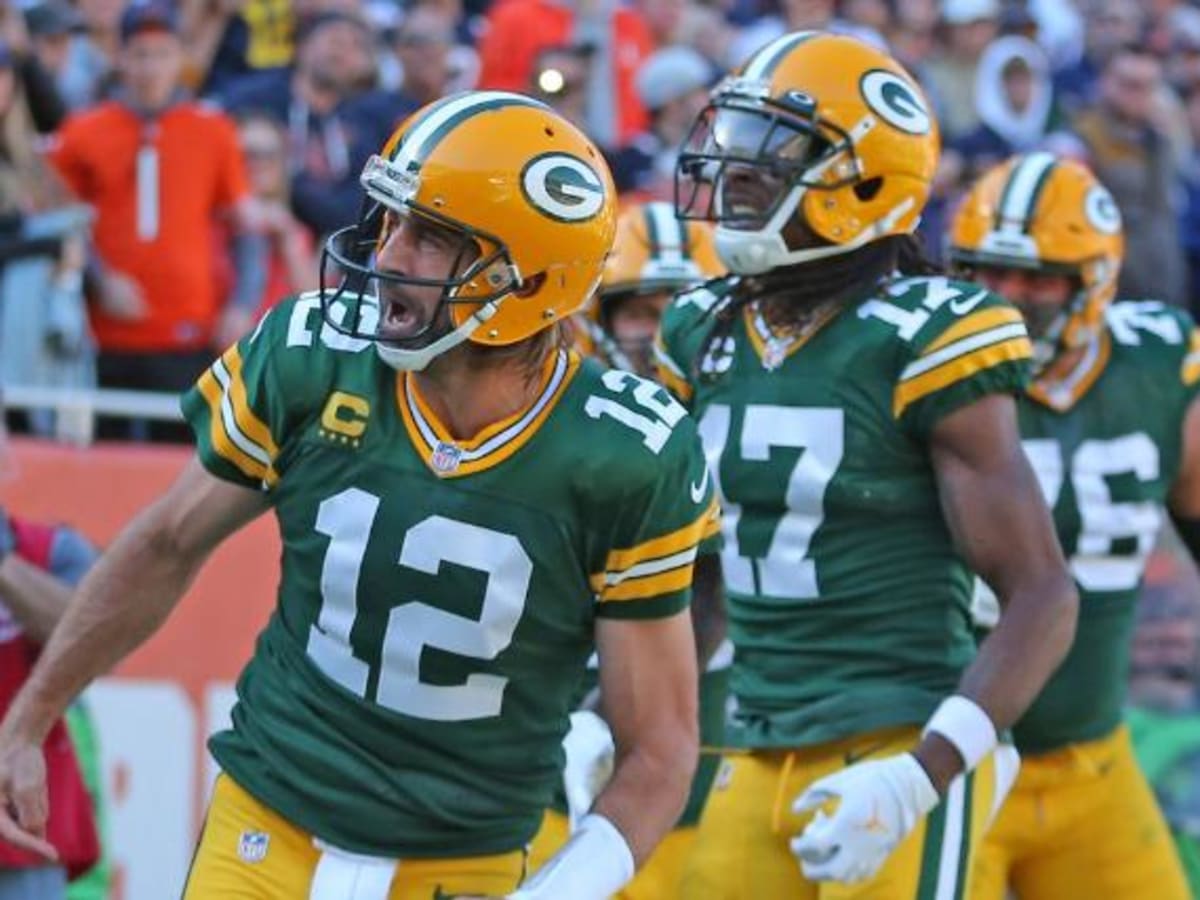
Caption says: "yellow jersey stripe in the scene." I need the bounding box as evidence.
[921,307,1025,356]
[900,323,1029,382]
[197,369,270,481]
[600,561,694,603]
[653,338,693,403]
[221,347,279,460]
[1183,329,1200,386]
[893,337,1032,418]
[599,496,719,580]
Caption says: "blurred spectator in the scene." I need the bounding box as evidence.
[0,409,101,897]
[217,11,411,238]
[477,0,653,147]
[0,41,92,427]
[391,3,460,107]
[231,112,317,319]
[1178,83,1200,316]
[887,0,940,77]
[1164,6,1200,96]
[951,35,1063,177]
[48,2,261,441]
[1053,0,1144,117]
[609,44,714,198]
[1026,0,1086,70]
[924,0,1002,140]
[181,0,297,97]
[530,43,593,133]
[1071,44,1188,307]
[634,0,686,46]
[727,0,886,70]
[51,0,126,111]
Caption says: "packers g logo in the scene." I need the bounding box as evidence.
[521,153,606,223]
[1084,184,1122,235]
[859,69,931,135]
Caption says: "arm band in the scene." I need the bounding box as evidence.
[921,694,997,772]
[509,813,634,900]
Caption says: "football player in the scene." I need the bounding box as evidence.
[530,200,727,898]
[949,152,1195,900]
[576,201,725,378]
[0,92,718,900]
[657,32,1078,897]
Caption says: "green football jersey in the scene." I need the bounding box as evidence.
[181,293,719,858]
[985,301,1200,754]
[657,275,1033,749]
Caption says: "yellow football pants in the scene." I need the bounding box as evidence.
[184,774,526,899]
[528,809,697,899]
[680,725,1007,899]
[973,725,1189,900]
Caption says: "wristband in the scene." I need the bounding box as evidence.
[509,813,634,899]
[922,695,997,772]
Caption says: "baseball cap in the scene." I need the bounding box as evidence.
[25,1,85,39]
[636,46,714,112]
[119,1,180,43]
[942,0,1000,26]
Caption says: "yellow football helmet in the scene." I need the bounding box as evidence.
[322,90,618,371]
[949,151,1124,359]
[600,201,724,301]
[675,31,939,274]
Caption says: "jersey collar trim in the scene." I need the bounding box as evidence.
[744,302,840,370]
[396,349,580,477]
[1026,331,1111,412]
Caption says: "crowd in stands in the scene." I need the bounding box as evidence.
[0,0,1198,415]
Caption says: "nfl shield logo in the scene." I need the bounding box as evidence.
[238,830,270,864]
[431,441,463,474]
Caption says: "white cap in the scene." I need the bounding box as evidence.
[942,0,1000,25]
[636,45,713,112]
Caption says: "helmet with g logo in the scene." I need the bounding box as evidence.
[949,152,1124,357]
[322,90,618,371]
[675,31,939,275]
[600,201,724,302]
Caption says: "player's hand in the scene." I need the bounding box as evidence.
[790,752,938,884]
[561,710,614,827]
[0,737,58,861]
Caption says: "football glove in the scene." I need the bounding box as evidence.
[561,710,614,827]
[791,752,939,884]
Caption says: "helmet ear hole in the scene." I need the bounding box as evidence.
[853,177,883,202]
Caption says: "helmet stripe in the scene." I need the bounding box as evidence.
[995,151,1057,233]
[742,30,817,80]
[647,202,686,264]
[390,91,547,172]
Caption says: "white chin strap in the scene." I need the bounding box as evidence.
[375,298,501,372]
[715,185,916,275]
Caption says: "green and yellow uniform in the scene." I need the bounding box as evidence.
[657,275,1032,899]
[973,301,1197,900]
[531,309,732,899]
[179,294,718,897]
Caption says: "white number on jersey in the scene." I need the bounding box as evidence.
[307,489,532,721]
[584,368,687,454]
[1025,435,1162,592]
[1106,301,1184,347]
[698,404,844,599]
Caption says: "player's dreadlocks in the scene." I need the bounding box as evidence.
[691,233,940,382]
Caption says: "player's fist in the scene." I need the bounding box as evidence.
[0,737,57,862]
[790,752,938,883]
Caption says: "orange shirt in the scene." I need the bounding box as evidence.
[477,0,652,146]
[50,101,249,352]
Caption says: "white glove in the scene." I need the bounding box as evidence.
[561,711,615,828]
[790,752,939,884]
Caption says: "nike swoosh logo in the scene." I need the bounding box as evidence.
[948,289,988,316]
[690,467,710,504]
